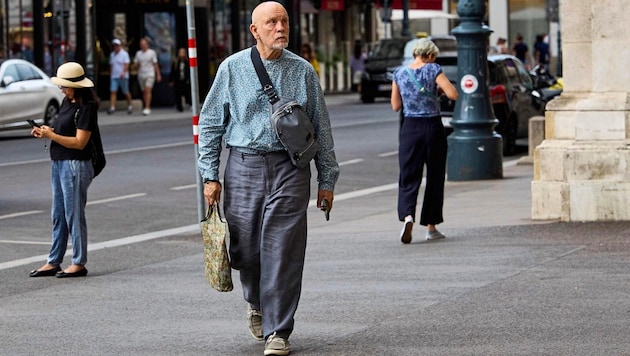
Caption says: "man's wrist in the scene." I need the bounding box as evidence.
[203,178,220,184]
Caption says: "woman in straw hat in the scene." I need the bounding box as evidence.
[29,61,100,278]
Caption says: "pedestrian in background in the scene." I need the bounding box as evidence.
[300,42,320,77]
[169,47,190,112]
[134,37,162,116]
[490,37,508,54]
[512,33,530,68]
[108,38,133,115]
[533,33,550,68]
[29,62,100,278]
[349,40,367,93]
[197,2,339,355]
[391,38,458,244]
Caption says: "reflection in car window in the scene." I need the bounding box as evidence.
[488,62,497,86]
[515,61,533,89]
[17,64,42,81]
[372,40,405,59]
[3,64,20,82]
[502,59,520,88]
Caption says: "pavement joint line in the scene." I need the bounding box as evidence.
[500,245,587,282]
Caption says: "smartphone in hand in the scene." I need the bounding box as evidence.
[27,119,41,128]
[321,198,330,221]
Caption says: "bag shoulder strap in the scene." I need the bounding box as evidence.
[251,46,280,105]
[404,67,434,98]
[404,67,423,91]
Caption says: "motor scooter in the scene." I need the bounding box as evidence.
[530,63,563,108]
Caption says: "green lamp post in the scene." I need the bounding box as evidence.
[446,0,503,181]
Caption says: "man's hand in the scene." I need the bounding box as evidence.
[203,181,222,206]
[317,190,334,211]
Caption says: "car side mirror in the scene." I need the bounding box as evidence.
[1,75,15,87]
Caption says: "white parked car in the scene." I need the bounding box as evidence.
[0,58,64,129]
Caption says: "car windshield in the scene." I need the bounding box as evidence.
[371,40,405,59]
[432,38,458,52]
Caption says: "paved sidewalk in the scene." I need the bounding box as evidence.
[2,95,629,355]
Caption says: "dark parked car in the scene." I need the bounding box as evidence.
[437,54,553,155]
[360,37,409,103]
[360,35,457,104]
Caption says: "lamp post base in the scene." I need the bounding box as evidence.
[447,135,503,181]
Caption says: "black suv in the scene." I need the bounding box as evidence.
[360,37,409,103]
[360,35,457,103]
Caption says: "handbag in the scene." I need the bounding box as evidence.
[74,103,106,177]
[251,46,319,169]
[201,202,233,292]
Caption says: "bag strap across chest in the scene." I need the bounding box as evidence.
[251,46,281,105]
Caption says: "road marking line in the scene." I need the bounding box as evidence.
[0,240,54,245]
[1,158,522,270]
[0,142,191,168]
[87,193,146,205]
[378,150,398,157]
[338,158,363,166]
[171,184,196,190]
[0,225,199,270]
[0,210,44,220]
[0,194,146,221]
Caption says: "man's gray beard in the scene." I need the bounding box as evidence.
[272,42,289,50]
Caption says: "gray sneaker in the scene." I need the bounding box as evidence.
[264,332,290,356]
[426,229,446,241]
[247,304,263,341]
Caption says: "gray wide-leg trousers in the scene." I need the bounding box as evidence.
[224,149,311,340]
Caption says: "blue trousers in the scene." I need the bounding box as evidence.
[48,160,93,266]
[397,117,446,226]
[224,149,311,340]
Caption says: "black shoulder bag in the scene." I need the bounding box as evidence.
[74,103,106,177]
[250,46,319,169]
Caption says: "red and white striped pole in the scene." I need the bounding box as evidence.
[189,38,199,145]
[185,0,205,223]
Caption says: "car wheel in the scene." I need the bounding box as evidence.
[499,115,518,156]
[44,101,59,126]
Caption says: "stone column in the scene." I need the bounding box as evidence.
[532,0,630,221]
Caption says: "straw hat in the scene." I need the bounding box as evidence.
[51,62,94,88]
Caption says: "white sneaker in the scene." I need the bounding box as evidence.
[247,304,263,341]
[264,332,290,356]
[127,105,133,114]
[400,215,413,244]
[142,108,151,116]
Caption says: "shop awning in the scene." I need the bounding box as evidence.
[390,9,458,20]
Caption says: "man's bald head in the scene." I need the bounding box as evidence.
[250,1,289,58]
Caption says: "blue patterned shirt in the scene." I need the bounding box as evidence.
[393,63,442,117]
[198,47,340,191]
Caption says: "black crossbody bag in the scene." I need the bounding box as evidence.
[250,46,319,169]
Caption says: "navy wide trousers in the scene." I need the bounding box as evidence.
[397,116,447,226]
